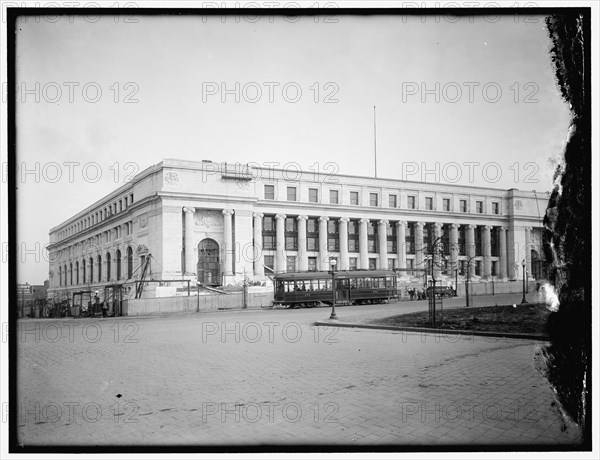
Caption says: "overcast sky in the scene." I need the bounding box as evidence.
[14,12,571,284]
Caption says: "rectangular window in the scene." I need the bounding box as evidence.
[327,219,339,251]
[491,260,497,277]
[264,185,275,200]
[287,187,296,201]
[405,222,415,254]
[350,191,359,205]
[389,195,397,208]
[492,202,500,215]
[443,198,450,212]
[369,193,378,207]
[388,259,396,270]
[425,197,433,210]
[408,196,416,209]
[264,255,274,271]
[348,220,359,252]
[475,260,482,276]
[286,256,296,272]
[368,259,377,270]
[308,257,317,271]
[330,190,339,204]
[367,221,377,253]
[309,188,319,203]
[407,259,414,270]
[476,201,484,213]
[460,199,467,212]
[263,235,276,250]
[349,258,357,270]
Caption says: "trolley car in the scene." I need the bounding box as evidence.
[273,270,398,308]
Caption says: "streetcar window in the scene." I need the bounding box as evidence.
[325,279,332,290]
[350,278,357,289]
[372,278,379,288]
[365,278,372,288]
[276,281,284,292]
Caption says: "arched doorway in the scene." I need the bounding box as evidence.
[197,238,220,286]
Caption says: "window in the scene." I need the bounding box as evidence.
[475,260,482,276]
[264,185,275,200]
[350,191,359,205]
[491,227,499,257]
[308,257,317,271]
[388,259,396,270]
[476,201,484,213]
[287,187,296,201]
[307,217,319,251]
[97,255,102,282]
[367,221,377,253]
[425,197,433,210]
[492,202,500,215]
[405,222,415,254]
[408,196,416,209]
[369,193,378,207]
[386,224,397,253]
[286,256,296,272]
[284,217,297,250]
[407,259,414,270]
[309,188,319,203]
[348,220,359,252]
[460,199,467,212]
[443,198,450,211]
[389,195,397,208]
[491,260,497,277]
[349,258,358,270]
[327,220,339,251]
[263,214,276,249]
[475,227,482,256]
[459,226,466,256]
[127,247,133,279]
[330,190,339,204]
[264,255,274,271]
[368,259,377,270]
[130,193,134,204]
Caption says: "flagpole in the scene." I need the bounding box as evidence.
[373,105,377,178]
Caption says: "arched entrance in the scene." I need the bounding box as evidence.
[197,238,220,286]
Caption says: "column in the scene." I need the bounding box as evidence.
[498,226,507,280]
[339,217,349,270]
[483,225,492,278]
[414,222,424,270]
[524,226,532,279]
[378,220,388,270]
[433,222,443,277]
[183,207,196,277]
[222,209,234,277]
[253,213,264,278]
[450,224,459,274]
[396,221,406,271]
[359,218,369,269]
[297,215,308,271]
[466,224,476,277]
[318,216,329,271]
[275,214,286,273]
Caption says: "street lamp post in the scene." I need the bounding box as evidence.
[521,259,527,304]
[329,258,338,320]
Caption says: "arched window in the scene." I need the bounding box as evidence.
[106,252,112,281]
[89,257,94,284]
[116,250,122,280]
[75,261,79,285]
[69,263,73,285]
[64,264,68,286]
[82,259,86,285]
[58,266,62,286]
[127,246,133,279]
[97,255,102,282]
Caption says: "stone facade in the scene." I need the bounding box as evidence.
[47,159,547,300]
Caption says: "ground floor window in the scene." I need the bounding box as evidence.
[368,258,377,270]
[349,258,357,270]
[388,258,396,270]
[308,257,317,271]
[264,255,274,271]
[475,260,482,276]
[491,260,497,276]
[286,256,296,272]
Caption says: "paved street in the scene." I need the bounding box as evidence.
[15,293,581,447]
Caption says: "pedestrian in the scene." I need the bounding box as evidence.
[101,301,109,318]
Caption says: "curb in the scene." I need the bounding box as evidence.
[313,321,549,341]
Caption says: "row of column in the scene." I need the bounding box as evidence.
[252,214,509,279]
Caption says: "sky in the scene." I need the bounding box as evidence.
[12,11,572,284]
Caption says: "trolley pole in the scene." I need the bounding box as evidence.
[329,259,338,320]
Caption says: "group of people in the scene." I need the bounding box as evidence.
[405,287,427,301]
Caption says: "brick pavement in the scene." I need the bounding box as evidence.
[14,308,582,447]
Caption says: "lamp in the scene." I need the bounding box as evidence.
[328,258,338,320]
[521,259,527,304]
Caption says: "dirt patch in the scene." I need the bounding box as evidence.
[370,303,551,334]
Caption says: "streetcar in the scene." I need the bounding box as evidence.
[273,270,398,308]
